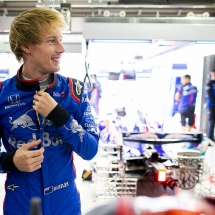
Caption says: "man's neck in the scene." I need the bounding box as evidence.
[21,66,50,81]
[21,73,50,84]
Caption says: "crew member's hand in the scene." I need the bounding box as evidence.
[33,91,58,117]
[13,140,44,172]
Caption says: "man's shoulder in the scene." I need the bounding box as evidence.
[193,85,198,90]
[206,81,215,90]
[206,80,214,86]
[69,78,85,101]
[56,74,84,86]
[188,83,197,90]
[0,77,15,93]
[57,74,85,103]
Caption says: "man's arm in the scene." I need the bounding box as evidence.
[0,138,9,173]
[0,127,15,172]
[175,85,182,101]
[206,82,215,104]
[0,122,44,173]
[33,86,99,160]
[0,139,44,172]
[56,92,99,160]
[175,92,181,101]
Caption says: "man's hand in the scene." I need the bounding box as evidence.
[13,140,44,172]
[33,91,58,117]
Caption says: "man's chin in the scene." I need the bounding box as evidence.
[52,66,61,73]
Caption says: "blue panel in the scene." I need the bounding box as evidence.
[0,69,9,74]
[172,64,187,70]
[173,77,181,115]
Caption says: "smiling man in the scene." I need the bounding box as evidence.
[0,8,98,215]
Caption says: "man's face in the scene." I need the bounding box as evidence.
[210,71,215,80]
[181,76,188,85]
[26,27,65,75]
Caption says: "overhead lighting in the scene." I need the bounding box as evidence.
[186,11,210,17]
[196,41,215,44]
[203,12,210,17]
[103,10,110,17]
[186,11,194,17]
[91,39,151,43]
[119,10,126,17]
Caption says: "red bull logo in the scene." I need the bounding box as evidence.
[8,132,63,148]
[9,109,52,131]
[9,110,36,131]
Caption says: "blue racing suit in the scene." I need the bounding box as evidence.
[178,83,198,112]
[0,66,99,215]
[206,80,215,140]
[177,83,198,127]
[206,80,215,107]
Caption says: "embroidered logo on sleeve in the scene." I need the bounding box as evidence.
[68,78,84,103]
[7,184,19,191]
[75,80,83,96]
[64,119,84,142]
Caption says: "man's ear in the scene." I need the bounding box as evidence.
[20,44,31,54]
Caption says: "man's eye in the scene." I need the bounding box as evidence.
[48,40,55,44]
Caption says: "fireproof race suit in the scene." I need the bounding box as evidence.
[0,66,99,215]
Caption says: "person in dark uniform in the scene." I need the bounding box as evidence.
[206,70,215,141]
[175,74,198,132]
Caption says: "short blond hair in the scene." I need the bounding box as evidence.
[9,8,68,62]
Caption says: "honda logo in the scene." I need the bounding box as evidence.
[8,94,20,104]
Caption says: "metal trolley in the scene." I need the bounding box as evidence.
[94,132,209,200]
[94,142,138,200]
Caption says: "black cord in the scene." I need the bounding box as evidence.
[84,41,93,92]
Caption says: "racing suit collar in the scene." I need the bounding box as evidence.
[15,65,58,91]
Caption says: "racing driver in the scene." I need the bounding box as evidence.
[0,8,98,215]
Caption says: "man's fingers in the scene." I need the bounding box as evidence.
[33,94,40,101]
[36,91,44,96]
[29,155,44,165]
[32,164,42,172]
[28,147,44,157]
[27,163,42,172]
[23,139,41,150]
[34,91,45,100]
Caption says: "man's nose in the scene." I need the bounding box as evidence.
[57,42,65,53]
